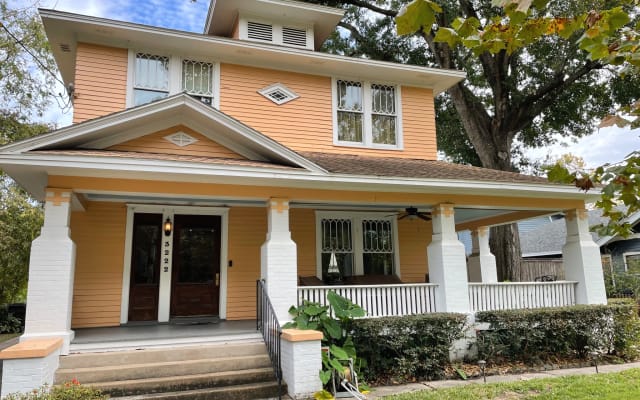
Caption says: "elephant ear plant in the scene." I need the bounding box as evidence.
[283,291,367,396]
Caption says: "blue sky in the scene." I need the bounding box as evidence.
[10,0,640,169]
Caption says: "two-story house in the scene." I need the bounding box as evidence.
[0,1,607,398]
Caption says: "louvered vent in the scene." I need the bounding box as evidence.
[247,21,273,42]
[282,27,307,47]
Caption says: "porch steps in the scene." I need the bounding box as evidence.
[55,341,286,400]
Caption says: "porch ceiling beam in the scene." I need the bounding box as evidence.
[48,175,588,211]
[455,210,552,232]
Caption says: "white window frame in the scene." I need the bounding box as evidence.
[332,78,403,150]
[126,50,220,109]
[623,251,640,272]
[314,211,401,280]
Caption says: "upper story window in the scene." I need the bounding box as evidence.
[134,53,169,106]
[333,79,401,149]
[182,60,214,106]
[129,51,218,108]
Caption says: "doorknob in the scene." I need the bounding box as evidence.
[216,273,220,287]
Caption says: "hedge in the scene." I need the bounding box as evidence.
[350,313,467,382]
[476,301,640,364]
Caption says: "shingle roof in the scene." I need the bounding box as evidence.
[29,150,302,170]
[300,152,551,185]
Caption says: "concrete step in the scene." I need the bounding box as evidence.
[59,341,267,369]
[113,381,285,400]
[87,367,276,397]
[55,354,271,383]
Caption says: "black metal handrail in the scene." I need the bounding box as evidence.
[257,279,283,399]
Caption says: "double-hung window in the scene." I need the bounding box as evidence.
[334,79,400,148]
[131,52,217,108]
[133,53,169,106]
[182,60,215,106]
[317,212,398,282]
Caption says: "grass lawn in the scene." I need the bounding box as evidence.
[384,368,640,400]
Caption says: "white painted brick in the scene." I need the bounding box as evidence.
[1,349,61,398]
[281,338,322,399]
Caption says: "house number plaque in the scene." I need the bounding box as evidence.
[163,241,170,272]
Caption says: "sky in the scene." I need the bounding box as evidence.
[10,0,640,169]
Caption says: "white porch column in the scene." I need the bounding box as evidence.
[427,203,470,313]
[562,208,607,304]
[261,198,297,323]
[22,188,77,355]
[467,227,498,282]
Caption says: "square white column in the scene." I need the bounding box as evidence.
[467,227,498,282]
[562,208,607,304]
[427,203,470,313]
[260,198,298,323]
[22,188,77,355]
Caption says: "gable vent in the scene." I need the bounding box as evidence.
[282,27,307,47]
[247,21,273,42]
[59,43,71,52]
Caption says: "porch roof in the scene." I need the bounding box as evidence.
[301,152,549,185]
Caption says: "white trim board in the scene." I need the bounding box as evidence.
[120,204,230,324]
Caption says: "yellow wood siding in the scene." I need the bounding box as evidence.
[70,202,126,328]
[397,219,431,282]
[73,43,127,124]
[226,207,266,320]
[108,125,245,159]
[291,208,317,277]
[219,64,438,160]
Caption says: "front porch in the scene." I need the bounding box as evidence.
[70,320,259,353]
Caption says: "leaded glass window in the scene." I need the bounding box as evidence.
[182,60,214,106]
[362,219,394,275]
[371,84,397,145]
[336,80,364,143]
[134,53,169,106]
[321,218,354,280]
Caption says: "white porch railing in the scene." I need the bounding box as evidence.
[468,281,578,312]
[298,283,438,317]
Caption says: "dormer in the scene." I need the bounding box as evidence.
[204,0,345,51]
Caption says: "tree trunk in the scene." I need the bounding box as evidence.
[490,224,522,282]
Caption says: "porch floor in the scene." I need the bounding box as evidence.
[70,320,261,353]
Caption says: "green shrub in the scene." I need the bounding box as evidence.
[349,313,467,383]
[3,382,106,400]
[0,306,21,334]
[476,303,640,364]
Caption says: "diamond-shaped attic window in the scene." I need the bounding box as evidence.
[258,83,299,105]
[165,132,198,147]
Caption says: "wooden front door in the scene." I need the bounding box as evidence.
[170,214,221,317]
[128,213,162,322]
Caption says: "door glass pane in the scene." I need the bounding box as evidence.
[176,226,215,283]
[321,218,354,280]
[131,215,161,284]
[362,219,394,275]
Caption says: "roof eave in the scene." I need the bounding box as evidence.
[39,9,465,94]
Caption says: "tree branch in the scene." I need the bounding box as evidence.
[337,21,365,43]
[336,0,397,17]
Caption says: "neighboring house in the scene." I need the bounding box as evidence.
[0,1,608,398]
[521,210,640,273]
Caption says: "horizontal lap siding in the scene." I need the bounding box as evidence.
[401,86,437,160]
[397,219,431,283]
[73,43,127,124]
[108,125,244,159]
[226,207,266,320]
[70,202,126,328]
[219,64,438,160]
[291,208,316,277]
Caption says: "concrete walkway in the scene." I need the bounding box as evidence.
[367,361,640,399]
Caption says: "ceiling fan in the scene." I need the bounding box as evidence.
[394,206,432,221]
